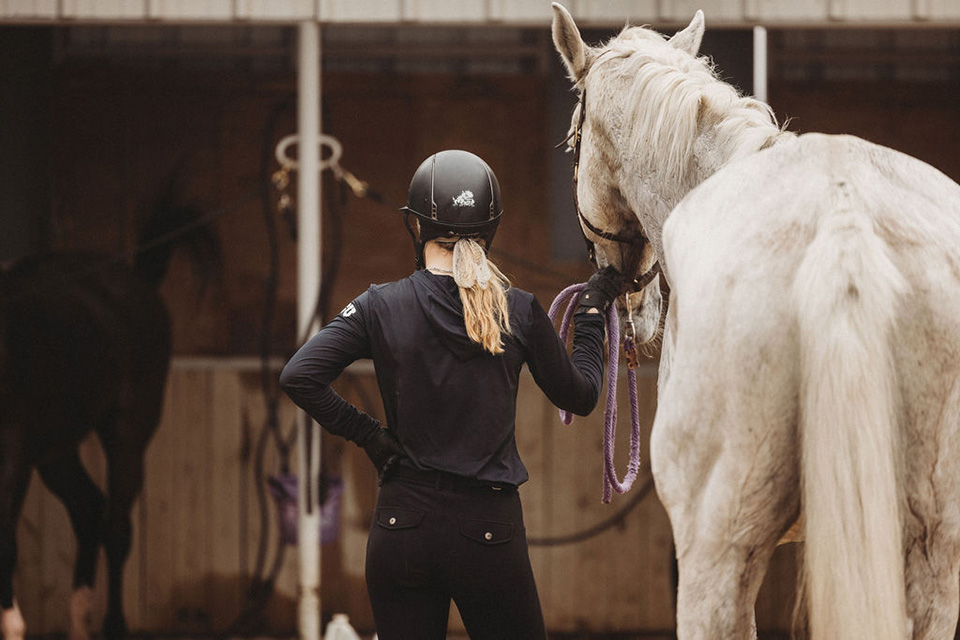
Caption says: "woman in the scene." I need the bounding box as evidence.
[280,149,621,639]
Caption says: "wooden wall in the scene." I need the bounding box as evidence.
[16,362,803,636]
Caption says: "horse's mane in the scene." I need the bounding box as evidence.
[599,26,783,185]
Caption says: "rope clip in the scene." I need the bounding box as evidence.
[622,294,639,370]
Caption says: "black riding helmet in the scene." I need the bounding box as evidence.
[400,150,503,270]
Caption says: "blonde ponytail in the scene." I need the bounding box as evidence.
[452,238,512,355]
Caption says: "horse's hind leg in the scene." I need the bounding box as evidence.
[96,451,140,640]
[903,541,960,640]
[651,345,798,638]
[99,370,166,640]
[36,450,106,640]
[667,499,786,640]
[654,425,796,639]
[0,429,31,640]
[901,440,960,638]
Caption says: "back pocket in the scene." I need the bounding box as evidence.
[376,506,425,530]
[458,517,515,546]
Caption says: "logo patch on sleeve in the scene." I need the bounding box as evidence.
[340,302,357,318]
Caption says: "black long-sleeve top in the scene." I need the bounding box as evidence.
[279,269,606,486]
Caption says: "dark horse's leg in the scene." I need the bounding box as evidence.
[100,447,143,640]
[99,350,167,640]
[36,450,106,640]
[0,427,31,640]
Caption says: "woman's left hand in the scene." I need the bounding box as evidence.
[361,427,407,483]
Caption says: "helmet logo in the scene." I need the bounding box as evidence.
[452,190,475,208]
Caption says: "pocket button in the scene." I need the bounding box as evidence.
[389,517,397,525]
[484,532,493,541]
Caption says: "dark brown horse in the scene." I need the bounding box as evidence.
[0,191,219,640]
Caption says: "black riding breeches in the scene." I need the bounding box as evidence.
[365,470,546,640]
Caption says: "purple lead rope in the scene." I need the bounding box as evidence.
[548,284,642,503]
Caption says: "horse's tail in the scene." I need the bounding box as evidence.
[133,173,222,290]
[792,182,907,640]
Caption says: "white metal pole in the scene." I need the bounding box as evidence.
[296,19,322,640]
[753,25,768,103]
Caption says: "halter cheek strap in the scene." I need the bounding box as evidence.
[571,87,661,294]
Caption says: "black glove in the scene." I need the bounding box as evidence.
[360,427,406,484]
[576,266,624,315]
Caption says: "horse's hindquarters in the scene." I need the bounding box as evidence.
[656,132,960,639]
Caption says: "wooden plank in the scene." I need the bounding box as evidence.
[172,369,213,633]
[752,0,829,21]
[148,0,233,20]
[661,0,744,23]
[61,0,147,19]
[401,0,484,22]
[234,0,314,20]
[842,0,912,20]
[578,0,658,23]
[322,0,401,22]
[0,0,57,18]
[142,370,190,628]
[489,0,553,22]
[928,0,960,18]
[207,370,245,628]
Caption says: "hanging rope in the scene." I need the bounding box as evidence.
[548,284,642,503]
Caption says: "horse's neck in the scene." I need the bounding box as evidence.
[695,117,786,184]
[622,114,787,280]
[672,117,784,203]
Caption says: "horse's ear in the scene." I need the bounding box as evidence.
[669,10,705,56]
[552,3,588,82]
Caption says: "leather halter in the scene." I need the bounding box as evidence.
[571,88,661,293]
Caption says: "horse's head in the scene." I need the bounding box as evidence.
[551,3,707,345]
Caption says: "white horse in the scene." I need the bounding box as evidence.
[552,4,960,639]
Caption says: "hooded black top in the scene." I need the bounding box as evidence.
[279,270,606,486]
